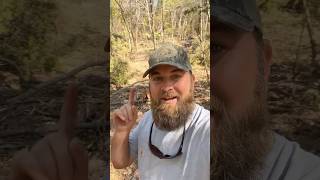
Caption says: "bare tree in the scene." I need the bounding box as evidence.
[302,0,318,67]
[113,0,135,52]
[145,0,156,49]
[161,0,165,42]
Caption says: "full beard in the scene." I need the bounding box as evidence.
[211,76,272,180]
[151,90,195,131]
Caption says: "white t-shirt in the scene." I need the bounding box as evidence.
[260,133,320,180]
[129,104,210,180]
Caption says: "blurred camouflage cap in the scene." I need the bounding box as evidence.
[143,43,192,78]
[212,0,262,32]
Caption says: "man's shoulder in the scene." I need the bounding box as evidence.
[137,110,153,126]
[187,104,210,136]
[191,104,210,127]
[262,133,320,180]
[272,133,320,162]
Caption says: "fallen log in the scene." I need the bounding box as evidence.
[8,60,107,104]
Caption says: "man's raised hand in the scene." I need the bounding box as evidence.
[112,87,138,133]
[11,84,88,180]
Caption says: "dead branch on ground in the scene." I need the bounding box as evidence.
[8,60,106,104]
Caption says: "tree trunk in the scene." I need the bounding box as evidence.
[135,0,140,48]
[171,10,176,39]
[114,0,134,52]
[178,9,184,40]
[302,0,318,67]
[161,0,165,42]
[145,0,156,49]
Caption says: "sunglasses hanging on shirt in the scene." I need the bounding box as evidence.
[148,121,185,159]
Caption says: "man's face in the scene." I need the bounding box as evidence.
[149,65,195,131]
[213,23,263,114]
[211,22,272,179]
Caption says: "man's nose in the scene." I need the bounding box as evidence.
[161,79,174,92]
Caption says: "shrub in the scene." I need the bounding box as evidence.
[110,58,129,86]
[0,0,58,85]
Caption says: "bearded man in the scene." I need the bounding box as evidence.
[111,43,210,179]
[211,0,320,179]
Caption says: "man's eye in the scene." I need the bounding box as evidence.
[171,74,181,81]
[152,76,162,82]
[212,43,226,66]
[212,43,224,54]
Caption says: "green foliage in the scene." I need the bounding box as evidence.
[0,0,14,33]
[190,39,209,68]
[302,89,320,111]
[110,35,130,86]
[0,0,58,83]
[110,58,129,86]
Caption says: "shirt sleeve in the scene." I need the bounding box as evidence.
[186,108,210,180]
[129,124,139,161]
[200,115,210,180]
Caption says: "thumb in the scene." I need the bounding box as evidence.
[69,139,88,180]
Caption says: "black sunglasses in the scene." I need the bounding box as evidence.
[148,121,186,159]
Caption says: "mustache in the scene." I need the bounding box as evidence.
[160,91,178,99]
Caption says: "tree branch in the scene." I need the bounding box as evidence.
[8,60,106,103]
[302,0,318,67]
[0,56,25,83]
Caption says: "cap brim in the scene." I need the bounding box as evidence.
[212,6,255,32]
[143,62,189,78]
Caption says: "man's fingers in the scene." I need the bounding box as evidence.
[113,109,126,121]
[11,149,50,180]
[123,104,138,123]
[123,104,132,122]
[69,139,88,180]
[128,87,136,105]
[47,133,74,180]
[30,136,58,180]
[59,83,78,141]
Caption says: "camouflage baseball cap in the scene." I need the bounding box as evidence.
[212,0,262,32]
[143,43,192,78]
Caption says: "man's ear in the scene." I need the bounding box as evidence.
[263,39,273,81]
[148,82,152,99]
[191,73,196,85]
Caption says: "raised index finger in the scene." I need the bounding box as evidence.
[128,87,136,106]
[59,83,78,141]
